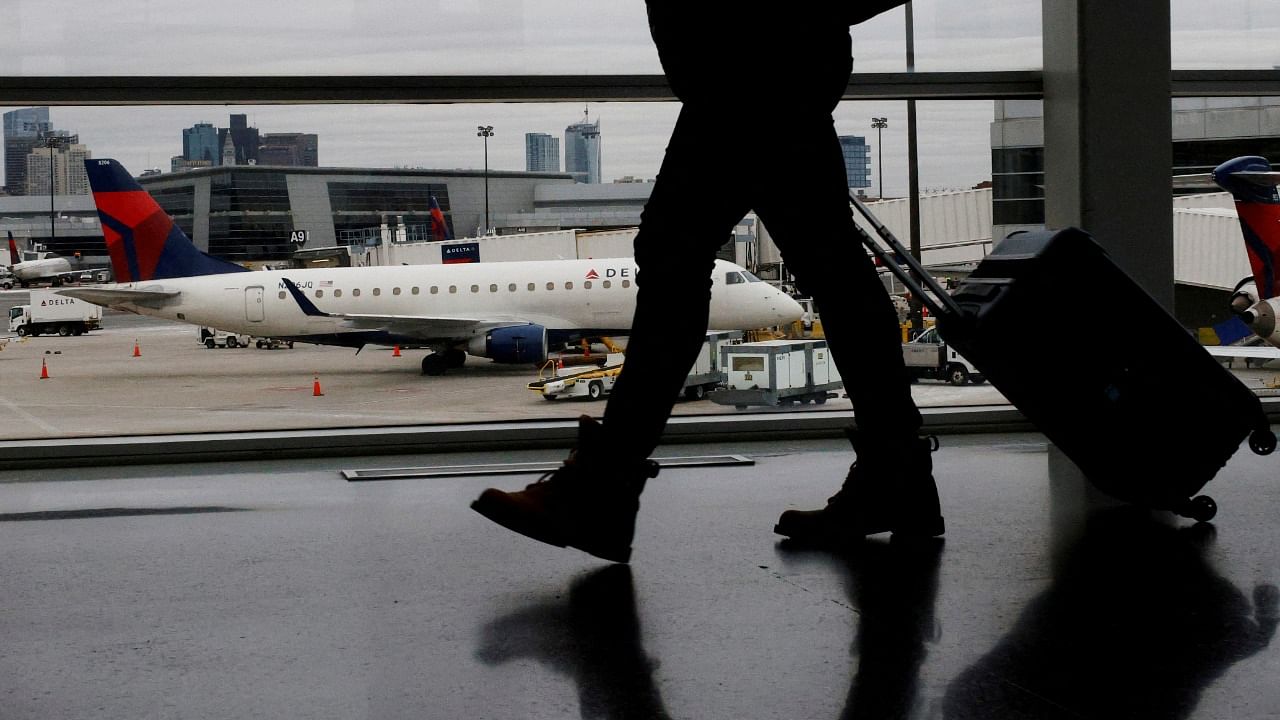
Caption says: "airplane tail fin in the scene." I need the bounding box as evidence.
[1212,156,1280,299]
[84,159,248,282]
[7,231,18,266]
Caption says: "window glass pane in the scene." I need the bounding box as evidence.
[1172,0,1280,69]
[1,1,1042,76]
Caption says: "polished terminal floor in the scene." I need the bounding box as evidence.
[2,430,1278,719]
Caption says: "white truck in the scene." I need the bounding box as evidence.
[8,290,102,336]
[710,339,844,408]
[901,326,984,385]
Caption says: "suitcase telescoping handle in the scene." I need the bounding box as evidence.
[848,190,963,318]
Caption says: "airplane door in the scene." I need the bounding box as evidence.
[245,286,265,322]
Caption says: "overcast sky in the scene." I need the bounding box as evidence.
[3,1,1278,197]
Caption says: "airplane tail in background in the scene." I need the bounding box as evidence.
[84,159,248,282]
[429,194,452,241]
[1212,156,1280,299]
[7,231,19,266]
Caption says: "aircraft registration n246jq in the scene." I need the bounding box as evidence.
[62,158,803,375]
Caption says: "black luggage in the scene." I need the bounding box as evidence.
[850,192,1276,521]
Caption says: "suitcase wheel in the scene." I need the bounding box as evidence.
[1249,428,1277,456]
[1176,495,1218,523]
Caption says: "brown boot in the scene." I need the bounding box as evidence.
[471,416,659,563]
[774,428,944,545]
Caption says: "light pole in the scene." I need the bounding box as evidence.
[871,117,887,199]
[45,135,60,248]
[477,125,494,234]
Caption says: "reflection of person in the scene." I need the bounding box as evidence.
[944,509,1279,719]
[472,2,943,563]
[476,566,673,720]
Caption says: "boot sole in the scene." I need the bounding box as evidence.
[471,497,633,564]
[773,516,945,545]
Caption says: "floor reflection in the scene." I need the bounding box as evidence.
[778,538,945,720]
[943,505,1278,719]
[476,565,672,720]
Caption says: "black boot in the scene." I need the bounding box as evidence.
[472,416,659,563]
[774,428,944,545]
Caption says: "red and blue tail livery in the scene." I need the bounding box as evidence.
[85,159,247,281]
[1212,156,1280,300]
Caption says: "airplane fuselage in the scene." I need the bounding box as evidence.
[91,257,801,356]
[12,257,73,283]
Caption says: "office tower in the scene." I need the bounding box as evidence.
[525,133,560,172]
[218,113,261,166]
[3,107,52,195]
[838,135,871,190]
[564,111,601,184]
[183,122,221,164]
[24,132,91,195]
[258,133,319,166]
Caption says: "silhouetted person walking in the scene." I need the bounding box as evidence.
[473,2,943,562]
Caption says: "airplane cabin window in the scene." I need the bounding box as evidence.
[412,287,420,295]
[334,289,343,297]
[393,287,401,296]
[372,288,381,296]
[623,280,631,288]
[603,280,612,289]
[449,286,457,294]
[353,289,361,297]
[470,285,479,293]
[584,281,592,289]
[490,284,498,293]
[527,283,535,291]
[316,290,324,298]
[565,282,574,290]
[546,282,555,290]
[508,283,517,292]
[278,291,286,300]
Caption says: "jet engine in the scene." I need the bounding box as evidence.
[1231,276,1260,314]
[468,324,548,364]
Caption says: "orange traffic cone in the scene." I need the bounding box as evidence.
[393,345,401,357]
[133,340,141,357]
[312,374,324,397]
[40,358,49,379]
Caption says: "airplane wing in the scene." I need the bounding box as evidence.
[56,286,180,309]
[1204,345,1280,360]
[280,278,536,340]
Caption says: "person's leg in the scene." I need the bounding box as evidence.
[752,113,942,541]
[472,106,750,562]
[602,108,752,461]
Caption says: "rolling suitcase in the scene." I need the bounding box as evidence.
[849,192,1277,521]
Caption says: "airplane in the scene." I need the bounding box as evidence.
[60,158,804,375]
[5,231,75,289]
[1199,156,1280,364]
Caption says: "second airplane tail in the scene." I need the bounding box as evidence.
[84,159,248,282]
[7,231,18,267]
[1212,155,1280,299]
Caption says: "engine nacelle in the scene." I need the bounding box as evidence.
[1238,297,1280,344]
[467,324,548,364]
[1231,277,1260,315]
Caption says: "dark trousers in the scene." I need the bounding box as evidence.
[602,104,923,460]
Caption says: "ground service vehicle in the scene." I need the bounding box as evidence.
[902,326,985,385]
[710,339,843,408]
[8,290,102,336]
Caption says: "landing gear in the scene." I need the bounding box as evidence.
[422,353,448,376]
[445,348,467,369]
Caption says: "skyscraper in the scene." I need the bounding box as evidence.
[564,111,601,184]
[24,132,91,196]
[525,133,560,173]
[838,135,871,190]
[3,107,51,195]
[183,122,221,164]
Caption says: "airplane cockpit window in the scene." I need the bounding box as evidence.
[742,270,764,283]
[725,272,745,285]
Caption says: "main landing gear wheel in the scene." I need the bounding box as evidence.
[1249,428,1277,455]
[1178,495,1218,523]
[422,353,448,376]
[445,348,467,369]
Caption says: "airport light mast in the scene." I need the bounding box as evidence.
[871,117,887,199]
[477,125,494,234]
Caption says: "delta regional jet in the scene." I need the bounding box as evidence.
[6,231,75,288]
[62,159,803,375]
[1202,156,1280,363]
